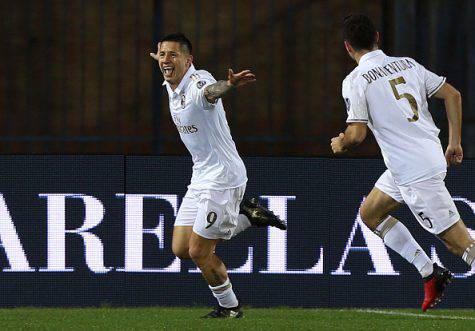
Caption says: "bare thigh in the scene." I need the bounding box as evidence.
[172,226,193,259]
[360,187,402,230]
[188,232,219,258]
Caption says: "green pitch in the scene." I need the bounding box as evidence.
[1,307,474,330]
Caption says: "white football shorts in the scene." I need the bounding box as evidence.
[375,170,460,234]
[174,185,246,240]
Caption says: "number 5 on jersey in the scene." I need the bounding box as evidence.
[389,76,419,122]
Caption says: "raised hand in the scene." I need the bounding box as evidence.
[204,69,256,103]
[227,69,256,88]
[149,42,161,61]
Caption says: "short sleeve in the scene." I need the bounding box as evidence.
[415,61,446,98]
[189,74,217,110]
[342,76,369,123]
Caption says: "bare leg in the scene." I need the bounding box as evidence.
[360,187,433,278]
[172,226,193,259]
[188,232,228,286]
[189,232,239,310]
[360,187,448,311]
[438,219,475,265]
[359,187,401,230]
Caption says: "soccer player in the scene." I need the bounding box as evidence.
[150,33,286,318]
[331,15,474,311]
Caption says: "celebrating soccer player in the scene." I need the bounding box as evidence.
[150,33,286,318]
[331,15,474,311]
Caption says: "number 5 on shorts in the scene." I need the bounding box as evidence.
[418,212,433,229]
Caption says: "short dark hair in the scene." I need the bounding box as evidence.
[343,14,377,51]
[160,33,192,54]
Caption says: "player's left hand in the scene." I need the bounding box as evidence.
[227,69,256,88]
[445,144,463,167]
[331,133,347,155]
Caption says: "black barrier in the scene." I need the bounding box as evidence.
[0,156,473,307]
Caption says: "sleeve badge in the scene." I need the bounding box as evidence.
[344,98,351,113]
[196,81,206,89]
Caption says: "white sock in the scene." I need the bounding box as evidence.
[376,216,433,278]
[462,243,475,267]
[209,278,239,308]
[231,214,251,238]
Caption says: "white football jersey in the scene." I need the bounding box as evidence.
[343,50,447,185]
[163,64,247,190]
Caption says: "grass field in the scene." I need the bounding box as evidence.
[1,307,475,330]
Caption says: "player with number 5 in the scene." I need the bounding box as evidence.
[331,14,474,311]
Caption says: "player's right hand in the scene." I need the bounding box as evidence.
[445,144,463,167]
[149,42,161,61]
[331,133,347,155]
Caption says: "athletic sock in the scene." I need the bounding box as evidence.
[231,214,252,238]
[375,216,433,278]
[209,278,239,308]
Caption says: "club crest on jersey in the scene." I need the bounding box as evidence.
[344,98,351,113]
[180,93,186,108]
[172,115,181,126]
[196,81,206,89]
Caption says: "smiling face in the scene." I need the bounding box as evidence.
[158,41,193,90]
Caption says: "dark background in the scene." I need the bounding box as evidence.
[0,156,473,307]
[1,0,474,156]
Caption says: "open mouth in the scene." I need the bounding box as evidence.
[162,66,174,76]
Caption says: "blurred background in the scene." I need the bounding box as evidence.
[1,0,474,156]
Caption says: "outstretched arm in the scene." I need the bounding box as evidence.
[433,82,463,166]
[204,69,256,104]
[331,122,368,155]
